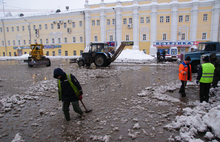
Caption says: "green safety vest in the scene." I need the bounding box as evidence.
[199,63,215,83]
[57,74,80,101]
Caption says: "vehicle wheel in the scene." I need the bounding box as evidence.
[78,59,85,67]
[28,60,33,67]
[46,59,51,67]
[191,61,200,73]
[94,55,106,67]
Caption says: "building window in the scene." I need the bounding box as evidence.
[22,26,25,31]
[40,39,42,44]
[73,50,76,56]
[92,20,95,26]
[39,24,42,30]
[45,24,47,29]
[79,21,82,27]
[46,51,49,56]
[112,19,115,25]
[33,25,35,30]
[140,17,144,23]
[129,18,132,24]
[65,51,68,56]
[58,38,61,43]
[11,27,14,32]
[57,23,60,29]
[185,15,189,22]
[34,39,37,43]
[72,22,75,27]
[126,35,129,41]
[123,18,127,24]
[52,51,55,56]
[64,23,67,28]
[0,27,2,32]
[97,20,100,26]
[51,24,54,29]
[146,17,150,23]
[17,26,19,31]
[202,32,207,39]
[160,16,164,23]
[166,16,170,23]
[9,52,11,56]
[6,27,9,32]
[13,40,15,45]
[3,52,5,56]
[179,15,183,22]
[203,14,208,21]
[80,50,83,55]
[18,40,21,45]
[181,33,186,40]
[94,36,98,42]
[52,38,55,44]
[110,35,113,41]
[73,37,76,42]
[143,34,146,41]
[163,34,167,40]
[107,19,110,25]
[65,37,67,43]
[14,52,17,56]
[23,40,26,45]
[46,39,48,44]
[8,41,10,45]
[80,37,83,42]
[2,41,4,45]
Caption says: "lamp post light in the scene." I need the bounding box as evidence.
[24,19,31,44]
[112,8,117,49]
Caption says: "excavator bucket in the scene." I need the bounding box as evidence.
[110,41,133,62]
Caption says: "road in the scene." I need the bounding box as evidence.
[0,59,201,142]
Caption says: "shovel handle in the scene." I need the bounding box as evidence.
[80,100,88,111]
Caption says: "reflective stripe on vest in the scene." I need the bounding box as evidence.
[57,74,80,101]
[200,63,215,83]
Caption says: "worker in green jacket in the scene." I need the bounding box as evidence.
[53,68,84,121]
[196,56,215,103]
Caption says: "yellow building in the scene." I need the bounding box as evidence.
[0,0,219,57]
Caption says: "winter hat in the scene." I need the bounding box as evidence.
[53,68,66,78]
[185,56,191,61]
[203,56,209,62]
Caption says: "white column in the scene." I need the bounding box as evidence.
[211,0,220,42]
[132,6,139,50]
[190,1,198,41]
[100,9,106,42]
[85,10,91,48]
[150,4,157,55]
[171,3,178,41]
[115,7,122,49]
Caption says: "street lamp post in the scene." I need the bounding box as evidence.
[24,19,31,44]
[113,8,117,49]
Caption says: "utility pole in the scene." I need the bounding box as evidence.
[113,8,117,49]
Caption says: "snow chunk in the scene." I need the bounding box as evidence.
[11,133,25,142]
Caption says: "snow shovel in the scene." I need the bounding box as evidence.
[80,100,92,113]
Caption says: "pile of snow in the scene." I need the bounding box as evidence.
[164,89,220,141]
[115,49,154,62]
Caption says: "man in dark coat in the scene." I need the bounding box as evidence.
[157,50,161,62]
[53,68,84,121]
[162,49,166,62]
[210,53,220,88]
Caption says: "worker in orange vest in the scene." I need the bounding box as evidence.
[178,56,192,97]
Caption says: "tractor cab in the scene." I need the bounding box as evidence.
[89,43,109,53]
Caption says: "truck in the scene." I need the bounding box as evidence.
[183,42,220,73]
[70,41,133,67]
[27,43,51,67]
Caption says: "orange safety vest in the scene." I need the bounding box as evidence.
[179,61,192,81]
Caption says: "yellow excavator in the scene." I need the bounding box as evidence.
[27,43,51,67]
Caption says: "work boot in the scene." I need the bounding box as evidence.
[64,113,70,121]
[181,93,186,97]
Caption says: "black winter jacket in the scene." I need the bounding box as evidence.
[54,68,83,102]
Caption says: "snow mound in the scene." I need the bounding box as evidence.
[116,49,154,62]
